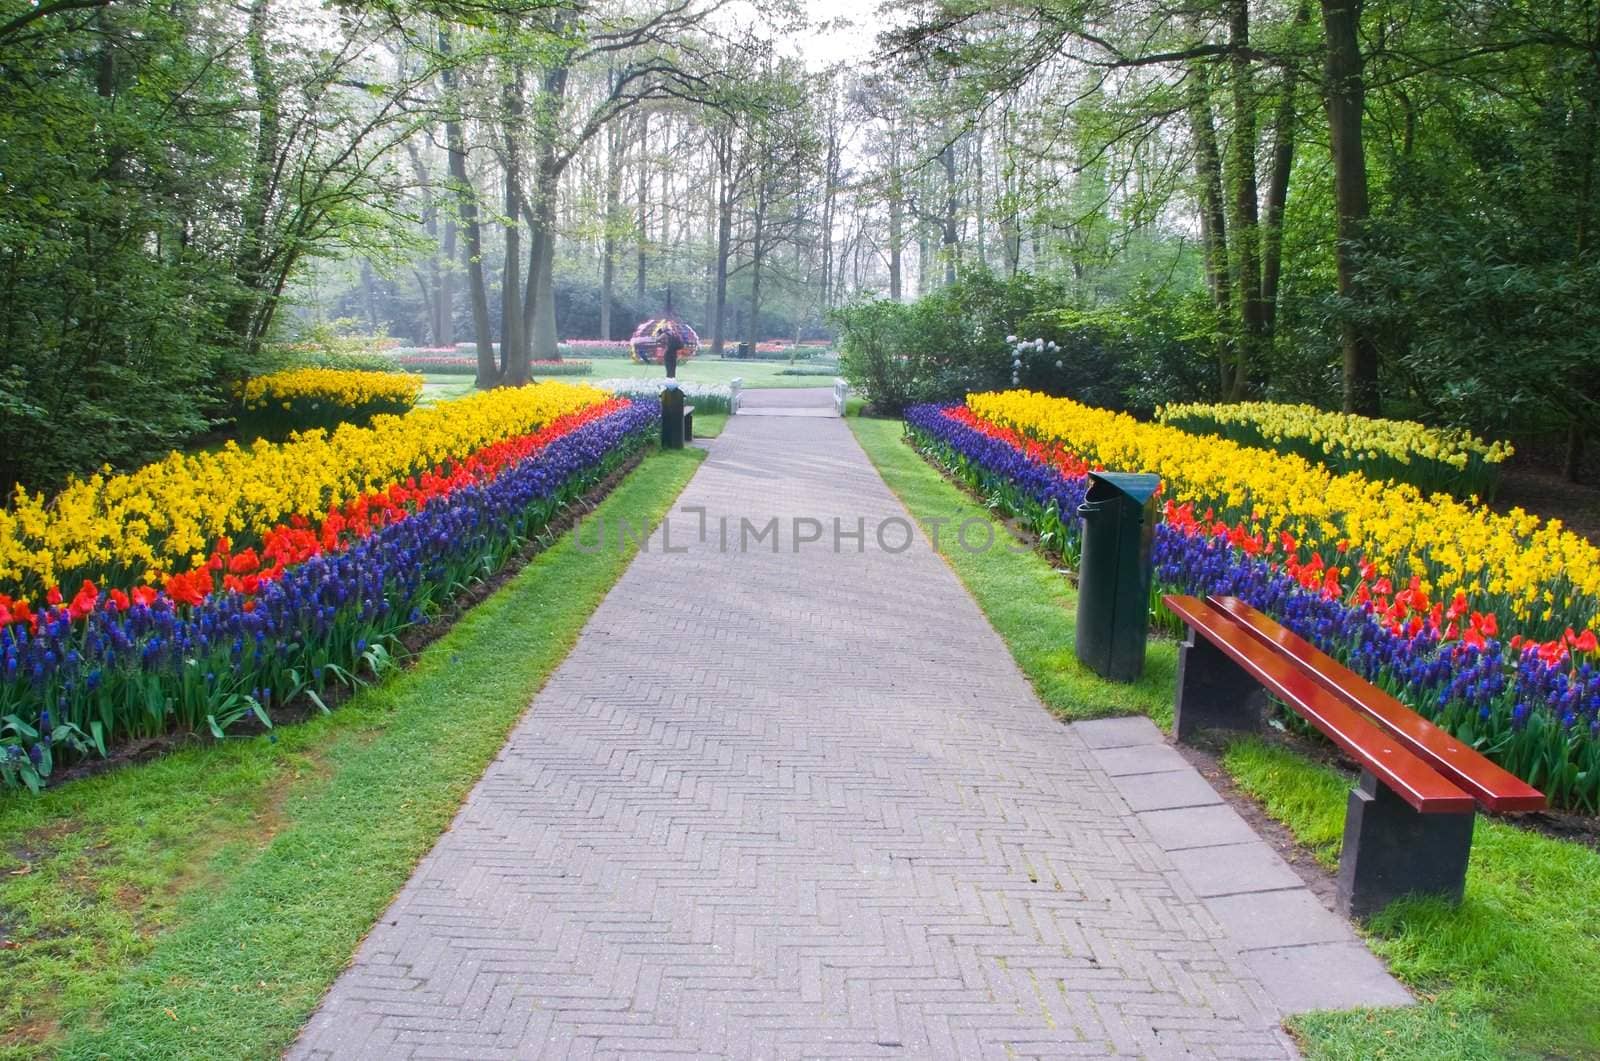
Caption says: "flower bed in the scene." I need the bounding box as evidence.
[1157,400,1510,499]
[0,391,656,790]
[560,340,635,358]
[385,353,593,377]
[235,368,423,440]
[906,394,1600,809]
[0,383,612,602]
[591,378,735,415]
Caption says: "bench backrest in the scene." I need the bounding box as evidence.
[1164,594,1476,813]
[1207,597,1544,812]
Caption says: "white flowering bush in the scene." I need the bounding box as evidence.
[591,378,736,415]
[1005,336,1061,387]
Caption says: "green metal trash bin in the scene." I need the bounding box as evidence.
[1075,471,1161,682]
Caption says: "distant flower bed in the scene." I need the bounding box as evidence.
[560,340,635,358]
[0,383,647,790]
[235,368,423,441]
[387,354,592,377]
[725,340,823,361]
[591,378,735,415]
[1157,401,1511,500]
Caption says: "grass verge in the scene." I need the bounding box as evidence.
[0,447,706,1060]
[850,415,1600,1060]
[694,411,728,438]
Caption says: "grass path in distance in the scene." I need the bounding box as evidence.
[0,448,705,1060]
[849,415,1599,1060]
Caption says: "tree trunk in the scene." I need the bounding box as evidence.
[746,176,768,348]
[703,168,718,336]
[440,217,456,347]
[709,126,734,356]
[439,32,495,388]
[361,259,379,333]
[1322,0,1380,414]
[888,127,905,301]
[522,62,568,365]
[1227,0,1264,401]
[232,0,279,353]
[500,62,528,386]
[942,141,959,286]
[601,120,620,341]
[1188,61,1234,395]
[1261,6,1306,335]
[403,142,442,344]
[530,221,558,360]
[636,112,649,302]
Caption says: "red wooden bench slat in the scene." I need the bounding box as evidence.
[1207,596,1546,813]
[1163,595,1476,814]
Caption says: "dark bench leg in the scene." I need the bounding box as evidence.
[1173,631,1264,742]
[1336,770,1474,918]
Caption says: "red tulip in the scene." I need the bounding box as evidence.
[68,579,98,620]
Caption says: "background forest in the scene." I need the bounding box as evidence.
[2,0,1597,490]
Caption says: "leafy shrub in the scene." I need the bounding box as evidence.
[832,269,1216,414]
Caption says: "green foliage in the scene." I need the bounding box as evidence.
[833,270,1217,414]
[1347,221,1600,447]
[0,2,435,494]
[0,11,239,492]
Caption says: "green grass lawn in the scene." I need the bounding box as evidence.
[848,415,1600,1061]
[0,447,705,1060]
[693,411,728,438]
[417,372,475,404]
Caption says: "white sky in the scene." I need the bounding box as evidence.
[791,0,885,69]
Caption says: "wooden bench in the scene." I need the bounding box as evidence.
[1163,593,1544,917]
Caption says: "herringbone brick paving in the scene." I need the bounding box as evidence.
[291,413,1301,1059]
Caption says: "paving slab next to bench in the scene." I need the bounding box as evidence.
[1071,715,1415,1015]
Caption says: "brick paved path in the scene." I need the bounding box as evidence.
[292,414,1305,1059]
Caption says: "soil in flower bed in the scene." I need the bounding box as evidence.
[36,450,645,791]
[1494,463,1600,549]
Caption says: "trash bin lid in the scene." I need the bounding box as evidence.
[1085,471,1162,505]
